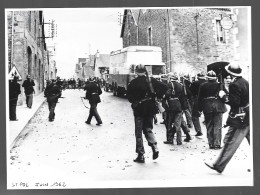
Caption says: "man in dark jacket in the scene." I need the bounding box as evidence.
[205,63,250,173]
[44,79,61,122]
[85,77,103,125]
[181,74,193,128]
[9,76,21,121]
[127,64,168,163]
[189,72,207,136]
[22,75,35,108]
[198,70,227,149]
[164,73,191,145]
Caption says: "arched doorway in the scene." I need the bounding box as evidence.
[27,47,32,76]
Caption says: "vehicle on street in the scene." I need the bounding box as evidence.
[107,46,165,96]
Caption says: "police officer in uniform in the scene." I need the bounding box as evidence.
[127,64,168,163]
[205,63,250,173]
[198,70,227,149]
[9,76,21,121]
[85,77,103,125]
[189,72,207,136]
[44,79,62,122]
[164,73,191,145]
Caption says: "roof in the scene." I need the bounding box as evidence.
[111,46,162,55]
[120,9,139,38]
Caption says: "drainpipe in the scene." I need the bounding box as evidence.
[167,9,172,72]
[10,11,15,72]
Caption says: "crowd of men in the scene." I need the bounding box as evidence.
[9,61,249,174]
[127,62,249,174]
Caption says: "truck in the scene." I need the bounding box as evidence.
[106,46,166,96]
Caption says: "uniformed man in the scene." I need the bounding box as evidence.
[127,64,168,163]
[205,62,249,173]
[44,79,62,122]
[9,76,21,121]
[22,75,35,108]
[85,77,103,125]
[181,74,193,128]
[189,72,207,136]
[198,70,227,149]
[164,73,192,145]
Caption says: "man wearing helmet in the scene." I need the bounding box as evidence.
[189,72,207,136]
[127,64,168,163]
[198,70,227,149]
[205,62,250,173]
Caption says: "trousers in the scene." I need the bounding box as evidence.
[134,116,158,155]
[213,125,250,172]
[204,112,223,147]
[26,93,33,108]
[166,112,182,144]
[87,103,102,123]
[48,101,57,120]
[9,98,18,120]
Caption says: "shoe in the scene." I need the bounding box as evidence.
[204,162,222,173]
[184,133,192,142]
[49,119,54,122]
[188,124,193,128]
[177,142,182,145]
[195,131,203,136]
[163,141,173,144]
[151,145,159,160]
[153,151,159,160]
[10,119,18,121]
[96,122,102,126]
[160,121,165,124]
[209,144,214,149]
[133,154,145,163]
[214,145,222,150]
[85,121,90,124]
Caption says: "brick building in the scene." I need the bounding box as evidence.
[120,8,250,76]
[7,10,50,104]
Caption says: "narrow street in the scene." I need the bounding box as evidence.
[8,89,253,189]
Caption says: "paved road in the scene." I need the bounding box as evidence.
[8,89,253,189]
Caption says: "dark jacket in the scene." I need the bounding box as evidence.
[198,80,227,114]
[189,79,206,116]
[127,75,168,117]
[165,81,185,112]
[9,81,21,102]
[227,77,249,115]
[22,79,35,94]
[85,81,102,104]
[44,83,61,103]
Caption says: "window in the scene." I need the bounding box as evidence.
[148,27,152,46]
[216,20,226,44]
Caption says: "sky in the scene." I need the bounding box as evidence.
[44,8,124,79]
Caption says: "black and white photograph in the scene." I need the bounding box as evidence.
[5,7,253,189]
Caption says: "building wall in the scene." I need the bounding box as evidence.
[121,8,245,75]
[7,11,47,105]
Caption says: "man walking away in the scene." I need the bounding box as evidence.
[189,72,207,136]
[85,77,103,126]
[9,76,21,121]
[198,70,227,149]
[127,64,168,163]
[22,75,35,108]
[205,62,250,173]
[44,79,61,122]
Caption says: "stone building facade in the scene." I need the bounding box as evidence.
[120,8,250,77]
[7,10,49,104]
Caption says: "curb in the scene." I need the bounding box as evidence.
[10,98,47,149]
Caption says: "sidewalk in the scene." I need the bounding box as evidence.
[8,92,46,147]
